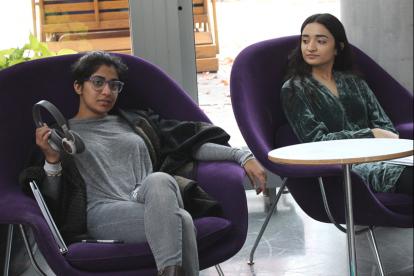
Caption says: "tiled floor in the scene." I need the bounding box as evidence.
[200,190,413,276]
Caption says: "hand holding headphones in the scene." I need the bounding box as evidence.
[33,100,85,156]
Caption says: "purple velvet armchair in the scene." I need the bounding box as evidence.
[230,36,413,273]
[0,54,248,275]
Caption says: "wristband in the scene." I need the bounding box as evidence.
[44,160,62,177]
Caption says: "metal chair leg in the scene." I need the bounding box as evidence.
[248,178,288,265]
[214,264,224,276]
[19,224,48,276]
[367,227,385,276]
[319,177,369,235]
[3,224,14,276]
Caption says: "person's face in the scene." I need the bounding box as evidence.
[74,65,121,119]
[301,22,337,70]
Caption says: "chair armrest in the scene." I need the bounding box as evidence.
[196,161,247,227]
[0,190,43,223]
[396,122,413,139]
[194,162,248,267]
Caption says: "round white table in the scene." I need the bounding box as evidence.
[268,138,413,276]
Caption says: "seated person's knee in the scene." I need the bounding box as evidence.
[143,172,178,193]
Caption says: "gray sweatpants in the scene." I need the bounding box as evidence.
[87,172,199,275]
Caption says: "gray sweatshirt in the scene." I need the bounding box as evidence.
[44,115,253,212]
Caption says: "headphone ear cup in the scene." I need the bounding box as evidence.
[62,138,77,155]
[49,127,85,155]
[68,130,85,154]
[48,129,64,152]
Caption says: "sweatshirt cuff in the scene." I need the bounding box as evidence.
[238,150,255,167]
[44,160,62,177]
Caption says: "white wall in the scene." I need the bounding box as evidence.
[0,1,34,49]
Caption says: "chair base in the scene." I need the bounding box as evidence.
[3,224,48,276]
[319,177,386,276]
[3,224,13,276]
[367,227,385,276]
[215,264,224,276]
[19,225,48,276]
[248,178,288,264]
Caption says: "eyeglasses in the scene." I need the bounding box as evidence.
[86,75,124,94]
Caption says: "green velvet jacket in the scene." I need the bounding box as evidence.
[281,71,405,192]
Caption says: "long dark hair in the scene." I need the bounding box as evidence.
[284,13,355,81]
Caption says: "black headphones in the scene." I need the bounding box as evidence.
[33,100,85,155]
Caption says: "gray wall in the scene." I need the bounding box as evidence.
[341,0,413,92]
[129,0,198,102]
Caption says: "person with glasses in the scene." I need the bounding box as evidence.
[32,51,267,276]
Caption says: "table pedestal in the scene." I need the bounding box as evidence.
[343,164,357,276]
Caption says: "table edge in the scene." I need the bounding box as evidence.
[268,149,413,165]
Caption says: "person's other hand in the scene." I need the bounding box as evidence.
[371,128,399,139]
[243,158,267,195]
[35,123,61,163]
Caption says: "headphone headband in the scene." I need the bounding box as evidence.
[33,100,70,135]
[32,100,85,154]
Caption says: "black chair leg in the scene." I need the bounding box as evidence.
[248,178,288,265]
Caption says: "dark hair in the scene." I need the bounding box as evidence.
[71,51,128,84]
[284,13,355,81]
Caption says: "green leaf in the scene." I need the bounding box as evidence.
[8,58,27,67]
[39,43,53,56]
[9,48,24,60]
[29,34,40,50]
[57,48,78,55]
[0,57,8,69]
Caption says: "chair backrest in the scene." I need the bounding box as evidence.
[0,53,208,192]
[231,35,413,174]
[230,36,299,175]
[230,36,413,227]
